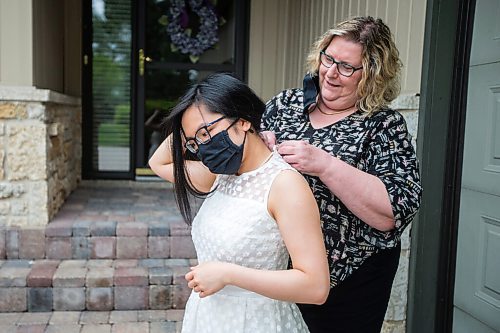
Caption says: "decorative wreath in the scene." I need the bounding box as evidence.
[166,0,219,63]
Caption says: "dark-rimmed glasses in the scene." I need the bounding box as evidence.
[319,51,363,77]
[183,116,226,154]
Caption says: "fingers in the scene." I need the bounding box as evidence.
[185,271,194,281]
[187,279,196,288]
[187,278,203,293]
[278,140,305,147]
[282,155,299,166]
[278,146,303,161]
[277,140,307,155]
[186,266,200,291]
[259,131,277,149]
[186,269,197,289]
[191,282,209,297]
[199,290,214,298]
[277,144,299,157]
[186,270,204,293]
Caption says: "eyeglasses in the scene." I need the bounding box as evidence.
[183,116,227,154]
[319,51,363,77]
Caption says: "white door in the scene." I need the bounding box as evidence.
[453,0,500,332]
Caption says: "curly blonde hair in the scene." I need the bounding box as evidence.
[306,16,402,115]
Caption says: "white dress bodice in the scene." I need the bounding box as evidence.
[181,151,310,333]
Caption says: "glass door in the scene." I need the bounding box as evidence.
[83,0,134,179]
[134,0,249,178]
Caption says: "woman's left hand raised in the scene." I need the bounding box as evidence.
[277,140,332,177]
[185,262,231,298]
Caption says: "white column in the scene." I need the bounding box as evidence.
[0,0,34,87]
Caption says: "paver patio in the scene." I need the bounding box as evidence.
[0,180,195,332]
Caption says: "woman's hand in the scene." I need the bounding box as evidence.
[185,262,231,298]
[277,140,332,177]
[259,131,277,150]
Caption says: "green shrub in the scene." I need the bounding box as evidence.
[98,123,130,147]
[145,99,178,116]
[114,105,130,125]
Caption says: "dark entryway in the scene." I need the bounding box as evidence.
[82,0,249,179]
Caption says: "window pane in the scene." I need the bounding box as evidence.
[146,0,235,64]
[92,0,132,172]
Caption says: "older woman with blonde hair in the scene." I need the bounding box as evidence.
[261,16,422,333]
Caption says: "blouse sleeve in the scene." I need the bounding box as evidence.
[361,111,423,248]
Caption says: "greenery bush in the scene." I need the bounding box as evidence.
[98,123,130,147]
[114,104,130,125]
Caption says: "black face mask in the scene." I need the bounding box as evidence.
[303,72,320,112]
[196,124,247,175]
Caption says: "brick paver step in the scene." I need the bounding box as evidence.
[0,259,194,313]
[0,309,184,332]
[0,220,196,261]
[0,184,198,261]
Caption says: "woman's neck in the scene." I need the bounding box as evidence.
[237,134,273,175]
[317,96,357,114]
[308,99,358,129]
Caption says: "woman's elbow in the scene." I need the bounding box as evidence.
[148,158,159,175]
[148,159,167,180]
[371,214,396,232]
[376,219,395,232]
[308,277,330,305]
[312,286,330,305]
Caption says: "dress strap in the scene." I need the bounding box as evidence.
[262,153,297,206]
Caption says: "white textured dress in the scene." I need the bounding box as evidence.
[181,151,310,333]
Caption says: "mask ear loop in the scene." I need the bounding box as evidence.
[241,129,248,147]
[227,118,250,147]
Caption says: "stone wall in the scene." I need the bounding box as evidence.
[0,87,81,226]
[381,94,420,333]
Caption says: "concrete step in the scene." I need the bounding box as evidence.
[0,220,196,260]
[0,309,184,332]
[0,258,194,313]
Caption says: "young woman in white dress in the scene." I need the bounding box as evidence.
[149,73,329,333]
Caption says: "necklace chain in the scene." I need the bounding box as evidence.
[315,103,356,116]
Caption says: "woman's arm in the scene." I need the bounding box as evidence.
[278,143,398,233]
[148,135,216,192]
[185,170,330,304]
[277,141,394,231]
[320,155,395,231]
[277,113,422,233]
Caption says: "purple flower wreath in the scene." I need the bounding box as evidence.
[166,0,219,63]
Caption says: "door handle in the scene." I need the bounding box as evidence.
[139,49,152,76]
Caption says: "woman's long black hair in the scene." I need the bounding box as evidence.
[162,73,266,224]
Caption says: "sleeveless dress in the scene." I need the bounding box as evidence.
[181,151,310,333]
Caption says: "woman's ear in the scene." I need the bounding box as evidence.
[239,119,252,132]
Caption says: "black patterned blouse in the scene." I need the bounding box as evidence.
[262,88,422,287]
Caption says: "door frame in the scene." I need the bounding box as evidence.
[407,0,476,332]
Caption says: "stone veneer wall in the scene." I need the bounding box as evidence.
[382,94,420,333]
[0,87,81,226]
